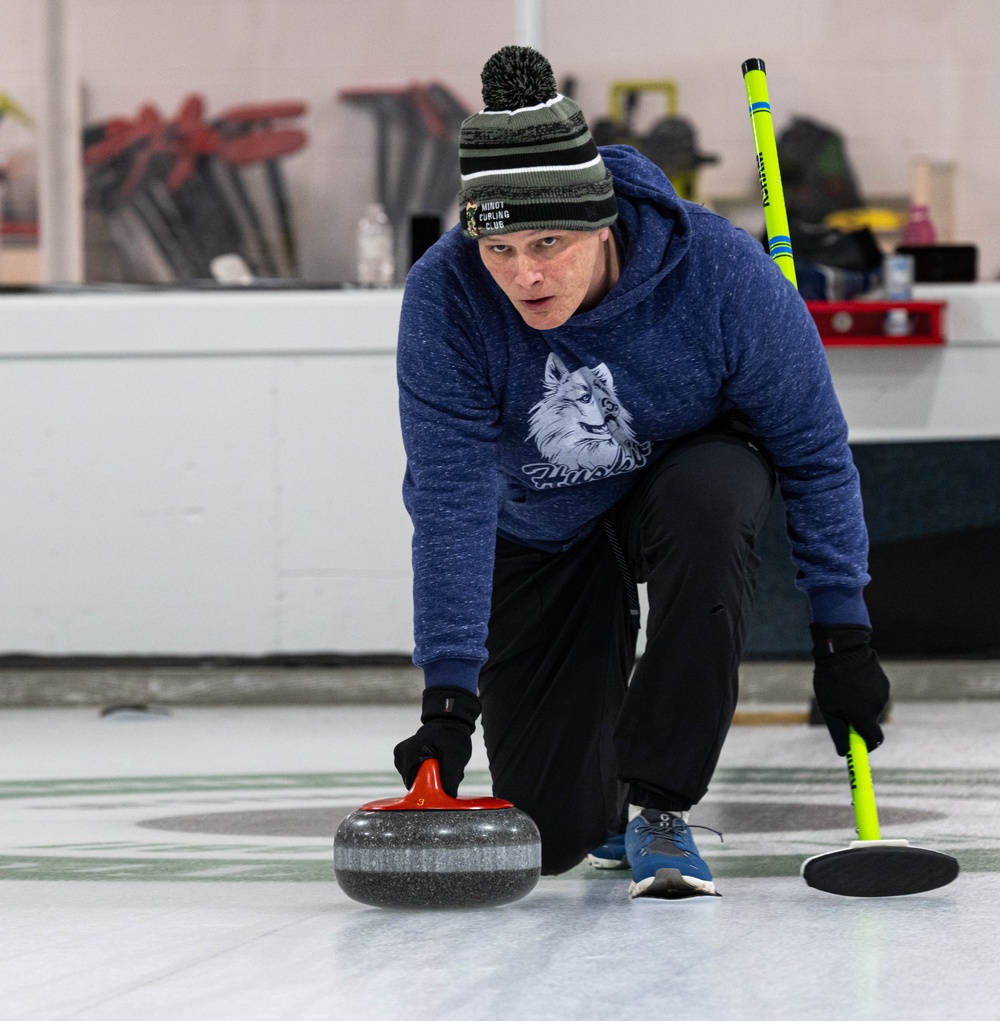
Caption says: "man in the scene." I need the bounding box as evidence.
[393,46,889,899]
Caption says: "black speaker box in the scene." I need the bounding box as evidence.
[895,244,977,283]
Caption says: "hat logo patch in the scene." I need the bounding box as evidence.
[463,199,481,237]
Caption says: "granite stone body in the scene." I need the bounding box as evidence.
[334,806,542,909]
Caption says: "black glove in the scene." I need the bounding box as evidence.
[393,685,482,798]
[811,624,891,756]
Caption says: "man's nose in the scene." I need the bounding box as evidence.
[512,255,543,288]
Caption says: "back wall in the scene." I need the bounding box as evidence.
[0,0,997,283]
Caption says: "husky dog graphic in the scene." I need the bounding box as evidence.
[523,353,650,488]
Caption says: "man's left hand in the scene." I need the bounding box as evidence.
[811,624,891,756]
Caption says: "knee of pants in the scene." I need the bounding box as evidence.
[643,469,770,573]
[498,791,606,876]
[541,847,587,876]
[538,823,596,876]
[643,499,754,580]
[637,438,773,549]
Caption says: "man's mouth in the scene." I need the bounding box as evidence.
[521,296,554,311]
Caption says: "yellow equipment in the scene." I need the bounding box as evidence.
[592,80,716,201]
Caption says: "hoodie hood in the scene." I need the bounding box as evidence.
[567,145,694,326]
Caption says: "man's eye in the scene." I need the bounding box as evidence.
[490,245,509,254]
[539,237,559,247]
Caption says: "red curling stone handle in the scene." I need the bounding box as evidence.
[360,758,514,811]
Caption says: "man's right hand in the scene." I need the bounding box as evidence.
[811,623,890,756]
[393,686,482,798]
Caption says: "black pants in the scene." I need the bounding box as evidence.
[478,420,776,874]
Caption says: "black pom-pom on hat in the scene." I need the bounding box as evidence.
[481,45,558,111]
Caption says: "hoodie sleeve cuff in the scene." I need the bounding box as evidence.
[422,658,482,694]
[807,585,871,627]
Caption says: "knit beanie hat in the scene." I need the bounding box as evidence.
[458,46,617,239]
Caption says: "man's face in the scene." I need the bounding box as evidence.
[477,227,613,330]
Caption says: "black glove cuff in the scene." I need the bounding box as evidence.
[420,685,481,730]
[810,623,872,659]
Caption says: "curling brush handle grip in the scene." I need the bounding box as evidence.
[847,726,881,841]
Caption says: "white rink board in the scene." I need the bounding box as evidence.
[1,286,998,655]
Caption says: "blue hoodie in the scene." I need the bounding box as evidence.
[398,146,869,693]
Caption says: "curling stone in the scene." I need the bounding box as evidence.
[334,758,541,909]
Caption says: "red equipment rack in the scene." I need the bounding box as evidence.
[806,300,946,346]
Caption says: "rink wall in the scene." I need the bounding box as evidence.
[1,283,999,660]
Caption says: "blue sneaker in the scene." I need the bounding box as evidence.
[625,809,722,899]
[586,830,629,870]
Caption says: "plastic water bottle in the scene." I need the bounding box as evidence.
[356,203,395,286]
[884,307,912,337]
[883,253,915,300]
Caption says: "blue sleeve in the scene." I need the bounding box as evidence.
[397,254,504,689]
[716,227,870,625]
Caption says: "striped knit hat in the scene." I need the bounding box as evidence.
[458,46,617,239]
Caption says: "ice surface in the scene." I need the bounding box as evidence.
[0,701,997,1020]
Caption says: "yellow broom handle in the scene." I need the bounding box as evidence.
[847,726,881,840]
[742,58,796,288]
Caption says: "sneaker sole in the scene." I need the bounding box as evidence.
[586,853,629,870]
[629,868,720,899]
